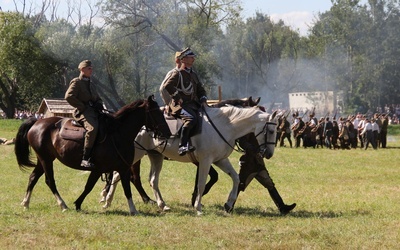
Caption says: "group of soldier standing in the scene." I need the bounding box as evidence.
[276,111,389,150]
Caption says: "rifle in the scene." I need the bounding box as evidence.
[284,110,291,119]
[301,109,309,119]
[333,109,337,121]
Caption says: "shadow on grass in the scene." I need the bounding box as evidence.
[72,203,372,218]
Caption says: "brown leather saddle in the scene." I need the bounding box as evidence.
[55,118,85,141]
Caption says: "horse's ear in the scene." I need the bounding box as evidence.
[271,110,278,120]
[148,95,155,102]
[254,97,261,105]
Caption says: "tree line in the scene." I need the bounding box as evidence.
[0,0,399,118]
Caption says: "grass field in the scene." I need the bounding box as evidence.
[0,119,399,249]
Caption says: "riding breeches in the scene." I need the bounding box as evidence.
[180,107,198,129]
[82,109,99,149]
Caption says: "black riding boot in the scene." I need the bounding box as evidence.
[178,127,195,156]
[268,187,296,215]
[81,147,94,168]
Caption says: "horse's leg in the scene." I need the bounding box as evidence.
[193,161,212,215]
[103,171,120,209]
[212,158,240,214]
[74,171,102,211]
[21,164,44,209]
[191,164,219,206]
[38,158,68,211]
[100,172,113,203]
[119,169,139,216]
[131,160,156,204]
[148,153,170,211]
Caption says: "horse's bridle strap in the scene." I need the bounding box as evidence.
[202,106,243,153]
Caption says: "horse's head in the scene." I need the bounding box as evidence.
[254,110,278,159]
[145,95,171,139]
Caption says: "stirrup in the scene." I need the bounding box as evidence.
[81,159,94,168]
[178,145,196,156]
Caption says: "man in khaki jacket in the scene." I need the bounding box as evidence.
[162,48,208,156]
[65,60,103,168]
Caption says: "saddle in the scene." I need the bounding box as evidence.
[55,118,86,141]
[54,114,112,145]
[164,111,203,138]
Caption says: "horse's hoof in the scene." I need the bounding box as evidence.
[62,208,68,213]
[21,202,29,209]
[99,198,105,203]
[130,212,139,216]
[224,203,234,213]
[163,206,171,211]
[196,211,203,216]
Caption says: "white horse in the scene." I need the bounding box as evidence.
[103,106,278,215]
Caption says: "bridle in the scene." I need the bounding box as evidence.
[254,121,277,156]
[144,106,170,139]
[111,103,168,168]
[203,106,277,155]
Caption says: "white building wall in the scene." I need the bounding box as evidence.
[288,91,337,116]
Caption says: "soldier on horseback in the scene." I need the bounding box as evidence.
[162,48,208,156]
[65,60,103,168]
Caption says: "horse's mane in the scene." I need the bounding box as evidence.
[101,99,146,133]
[211,99,247,108]
[113,99,146,120]
[208,105,262,122]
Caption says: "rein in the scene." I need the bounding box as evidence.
[109,104,166,168]
[111,136,133,168]
[202,106,244,153]
[203,106,277,155]
[134,135,169,153]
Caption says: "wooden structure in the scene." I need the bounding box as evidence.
[207,85,223,105]
[38,98,74,118]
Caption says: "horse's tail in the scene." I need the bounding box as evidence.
[15,117,38,170]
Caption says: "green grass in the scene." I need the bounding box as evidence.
[0,119,399,249]
[0,119,23,138]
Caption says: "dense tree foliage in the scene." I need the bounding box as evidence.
[0,12,63,118]
[0,0,399,117]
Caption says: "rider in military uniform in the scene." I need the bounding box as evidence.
[65,60,103,168]
[162,48,208,156]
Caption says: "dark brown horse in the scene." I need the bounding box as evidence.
[15,95,171,215]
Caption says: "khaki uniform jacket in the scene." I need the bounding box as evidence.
[65,74,102,120]
[162,68,207,116]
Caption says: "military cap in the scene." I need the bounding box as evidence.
[177,47,196,59]
[78,60,92,70]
